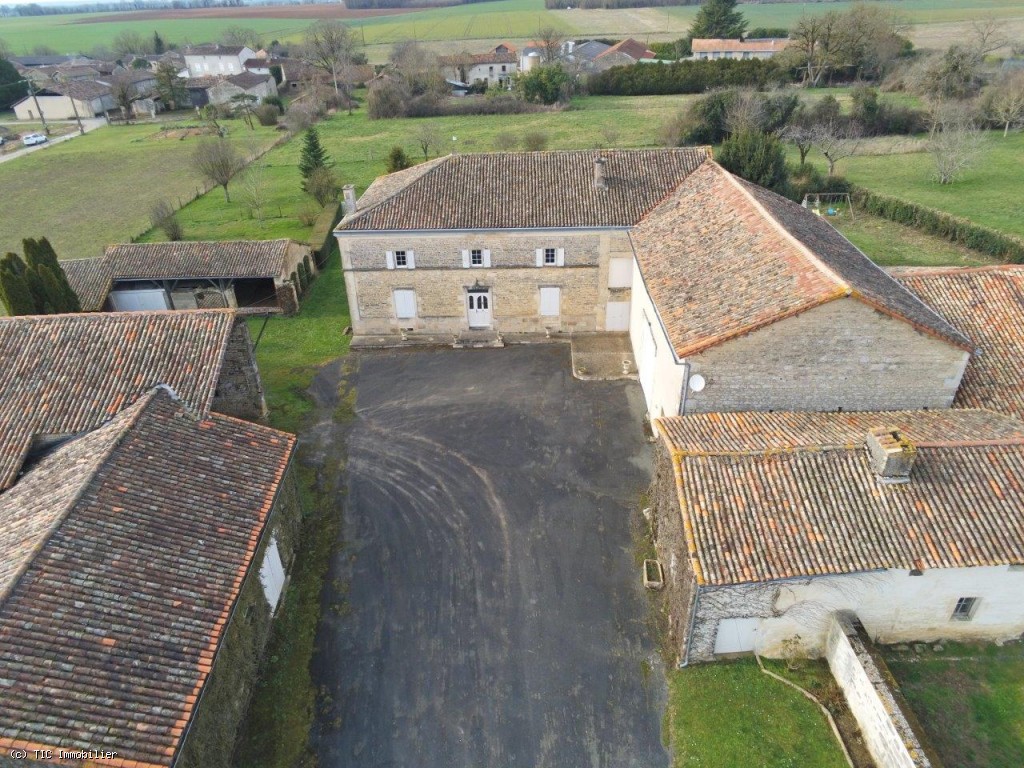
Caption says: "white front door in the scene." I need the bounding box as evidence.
[467,290,492,328]
[539,286,561,317]
[714,618,760,655]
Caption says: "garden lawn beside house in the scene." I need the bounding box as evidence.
[884,641,1024,768]
[830,212,999,268]
[667,659,850,768]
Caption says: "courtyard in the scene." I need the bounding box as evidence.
[310,345,668,767]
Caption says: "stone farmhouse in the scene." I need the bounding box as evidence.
[62,239,314,314]
[12,70,158,121]
[184,43,256,77]
[650,409,1024,663]
[335,150,970,417]
[440,45,519,88]
[691,38,791,60]
[0,310,298,767]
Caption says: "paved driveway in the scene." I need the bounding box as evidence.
[311,346,669,768]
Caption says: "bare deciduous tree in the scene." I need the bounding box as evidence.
[220,25,263,51]
[725,89,766,136]
[986,71,1024,136]
[305,166,342,207]
[301,20,359,99]
[929,103,984,184]
[810,120,862,176]
[492,131,519,151]
[413,122,443,161]
[192,139,244,202]
[535,26,565,64]
[149,200,183,241]
[782,122,816,166]
[598,124,620,148]
[971,16,1009,56]
[240,161,270,226]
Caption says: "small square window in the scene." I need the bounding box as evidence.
[394,250,407,267]
[951,596,979,621]
[544,248,557,265]
[471,249,483,266]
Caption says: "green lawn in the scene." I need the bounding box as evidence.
[801,131,1024,239]
[831,211,1000,267]
[0,121,279,261]
[884,641,1024,768]
[667,659,850,768]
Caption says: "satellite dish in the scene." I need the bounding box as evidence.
[689,374,707,392]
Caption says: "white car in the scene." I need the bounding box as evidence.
[22,133,48,146]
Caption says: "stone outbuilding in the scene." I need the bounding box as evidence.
[650,408,1024,664]
[63,239,314,315]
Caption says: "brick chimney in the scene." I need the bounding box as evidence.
[594,156,608,190]
[342,184,357,216]
[865,427,917,483]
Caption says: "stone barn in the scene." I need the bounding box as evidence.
[650,409,1024,664]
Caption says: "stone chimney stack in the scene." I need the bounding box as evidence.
[865,427,917,483]
[594,156,608,191]
[342,184,357,216]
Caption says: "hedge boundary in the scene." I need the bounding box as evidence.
[851,186,1024,263]
[308,201,342,266]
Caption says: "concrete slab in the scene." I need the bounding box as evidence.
[311,346,668,768]
[572,333,638,381]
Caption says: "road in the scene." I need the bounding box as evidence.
[0,118,106,164]
[308,346,669,768]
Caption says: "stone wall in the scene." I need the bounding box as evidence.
[176,466,304,768]
[212,320,267,421]
[338,229,633,335]
[684,298,969,413]
[826,613,937,768]
[275,282,299,316]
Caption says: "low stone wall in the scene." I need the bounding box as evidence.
[826,612,938,768]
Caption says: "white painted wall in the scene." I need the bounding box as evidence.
[629,258,686,423]
[712,565,1024,659]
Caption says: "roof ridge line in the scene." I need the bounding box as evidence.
[716,163,852,294]
[0,390,158,607]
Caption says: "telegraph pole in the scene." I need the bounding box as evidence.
[24,79,51,136]
[66,84,85,135]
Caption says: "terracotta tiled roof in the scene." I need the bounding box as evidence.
[439,50,519,65]
[104,240,294,280]
[658,409,1024,585]
[59,257,112,311]
[629,162,971,358]
[0,388,295,767]
[657,408,1024,454]
[894,266,1024,420]
[691,38,790,54]
[337,148,711,231]
[595,38,656,61]
[0,310,237,491]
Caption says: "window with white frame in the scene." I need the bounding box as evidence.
[951,596,979,621]
[386,250,415,269]
[536,247,565,267]
[461,249,490,268]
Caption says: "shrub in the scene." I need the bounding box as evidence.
[284,105,317,133]
[149,199,183,241]
[853,187,1024,262]
[367,81,408,119]
[386,145,412,172]
[717,130,789,195]
[305,166,341,207]
[297,202,321,227]
[493,131,519,151]
[522,131,549,151]
[263,94,285,114]
[254,105,278,126]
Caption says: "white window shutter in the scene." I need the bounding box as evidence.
[483,249,492,268]
[535,248,544,267]
[462,249,470,269]
[407,250,416,269]
[556,248,565,267]
[385,250,395,270]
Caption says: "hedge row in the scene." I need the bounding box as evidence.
[851,187,1024,263]
[586,59,789,97]
[308,201,343,266]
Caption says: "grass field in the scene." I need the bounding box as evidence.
[3,0,1024,57]
[667,659,850,768]
[884,641,1024,768]
[0,121,278,261]
[800,131,1024,239]
[832,212,1000,267]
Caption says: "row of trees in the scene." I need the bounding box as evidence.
[0,238,79,316]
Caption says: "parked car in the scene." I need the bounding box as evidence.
[22,133,48,146]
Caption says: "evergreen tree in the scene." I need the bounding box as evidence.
[22,237,79,313]
[298,127,332,188]
[717,130,789,195]
[386,145,411,173]
[153,31,165,55]
[690,0,748,40]
[36,265,67,314]
[0,253,36,316]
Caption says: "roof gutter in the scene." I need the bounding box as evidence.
[334,225,634,236]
